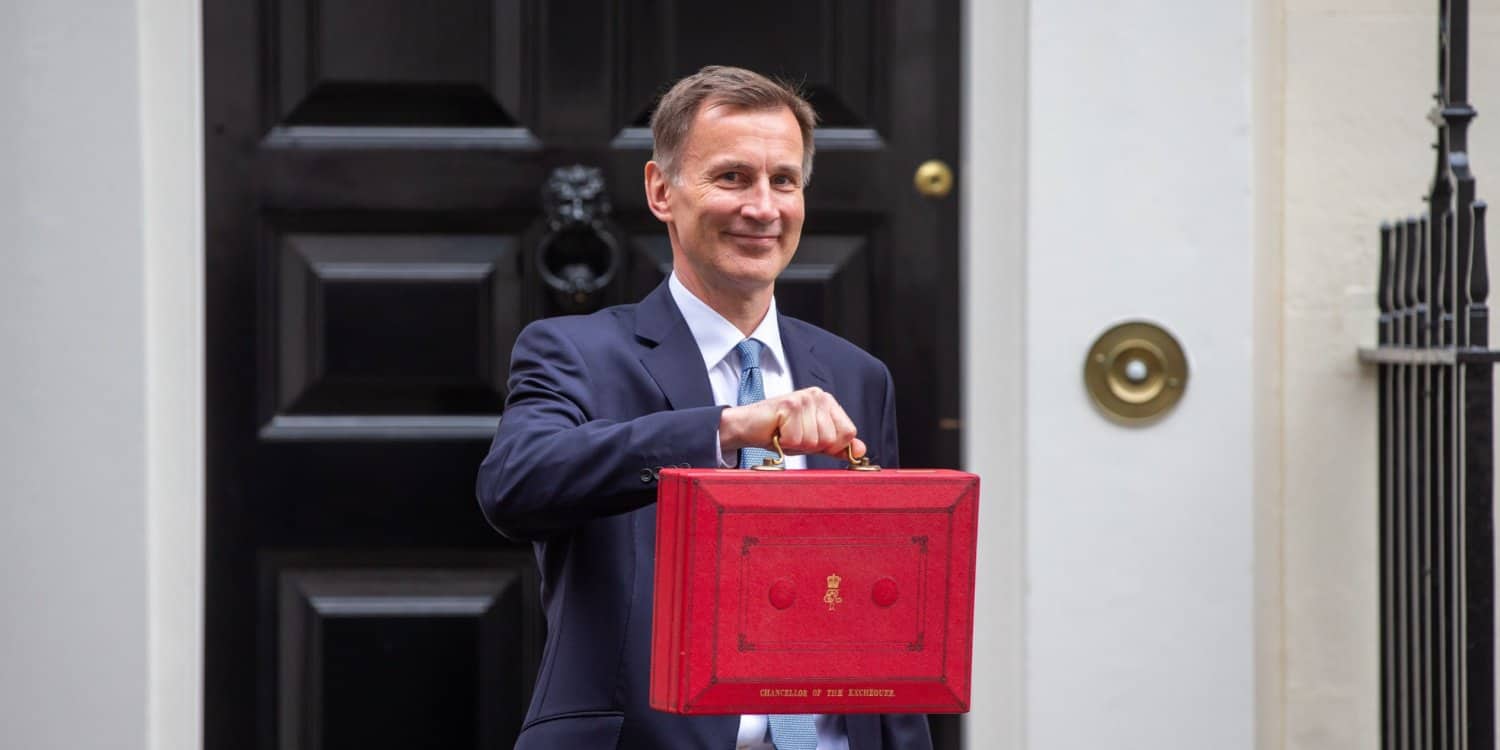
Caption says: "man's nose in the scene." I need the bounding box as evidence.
[740,179,777,223]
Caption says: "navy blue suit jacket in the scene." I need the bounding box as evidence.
[477,281,933,750]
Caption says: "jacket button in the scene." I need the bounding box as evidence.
[639,468,654,484]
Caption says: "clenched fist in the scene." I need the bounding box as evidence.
[718,386,866,459]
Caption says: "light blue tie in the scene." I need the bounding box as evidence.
[735,339,819,749]
[768,714,820,750]
[735,339,780,470]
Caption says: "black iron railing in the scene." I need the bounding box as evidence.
[1358,1,1491,746]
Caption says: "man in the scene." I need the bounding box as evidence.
[477,66,932,750]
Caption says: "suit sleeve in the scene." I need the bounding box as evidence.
[475,319,723,541]
[877,365,900,469]
[879,714,934,750]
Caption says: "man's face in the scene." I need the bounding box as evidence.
[652,103,806,297]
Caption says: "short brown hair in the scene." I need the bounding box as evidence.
[649,65,819,184]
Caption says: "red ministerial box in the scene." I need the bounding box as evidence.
[650,468,979,715]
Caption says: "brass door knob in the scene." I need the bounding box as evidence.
[1083,321,1189,424]
[914,159,954,198]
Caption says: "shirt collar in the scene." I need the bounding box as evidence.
[667,272,788,375]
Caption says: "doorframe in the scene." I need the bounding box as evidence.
[141,0,206,746]
[960,0,1028,747]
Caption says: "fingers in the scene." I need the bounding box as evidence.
[769,387,860,458]
[825,397,858,455]
[798,397,819,451]
[816,407,839,448]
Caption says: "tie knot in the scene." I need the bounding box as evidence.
[735,338,764,373]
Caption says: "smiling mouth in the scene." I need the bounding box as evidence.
[726,233,779,241]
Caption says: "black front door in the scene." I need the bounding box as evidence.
[204,3,960,747]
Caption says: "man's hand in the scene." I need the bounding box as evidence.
[719,387,867,459]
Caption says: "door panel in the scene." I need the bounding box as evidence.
[272,0,534,128]
[616,0,884,130]
[271,555,541,750]
[271,233,520,417]
[206,2,959,747]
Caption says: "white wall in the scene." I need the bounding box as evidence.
[0,0,203,748]
[1251,1,1285,748]
[1026,0,1257,747]
[962,0,1029,745]
[965,0,1262,747]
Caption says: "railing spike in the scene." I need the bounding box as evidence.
[1381,223,1395,315]
[1437,210,1454,330]
[1472,200,1489,305]
[1416,217,1431,311]
[1395,217,1411,320]
[1407,217,1422,313]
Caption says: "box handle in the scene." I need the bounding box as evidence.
[749,435,882,471]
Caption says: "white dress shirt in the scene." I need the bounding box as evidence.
[667,273,848,750]
[668,272,806,471]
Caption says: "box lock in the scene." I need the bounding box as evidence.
[1083,321,1188,424]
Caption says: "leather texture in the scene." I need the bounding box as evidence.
[649,468,978,716]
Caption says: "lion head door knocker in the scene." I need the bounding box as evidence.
[537,165,622,314]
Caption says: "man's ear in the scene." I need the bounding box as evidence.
[644,161,673,223]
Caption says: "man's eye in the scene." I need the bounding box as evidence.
[719,172,743,183]
[773,175,799,187]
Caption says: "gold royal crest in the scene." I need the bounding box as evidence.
[824,573,843,611]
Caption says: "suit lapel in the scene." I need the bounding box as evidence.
[637,281,716,410]
[780,318,845,471]
[634,285,740,747]
[637,287,849,467]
